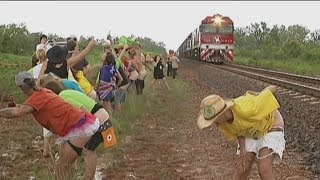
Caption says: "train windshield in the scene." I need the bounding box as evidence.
[201,24,233,34]
[219,25,234,34]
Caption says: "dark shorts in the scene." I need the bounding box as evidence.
[113,88,126,105]
[91,103,104,114]
[84,119,112,151]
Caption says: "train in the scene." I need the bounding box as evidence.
[177,14,235,64]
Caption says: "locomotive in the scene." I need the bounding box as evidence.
[177,14,235,64]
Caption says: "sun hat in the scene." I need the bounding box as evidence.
[46,45,68,64]
[197,95,234,129]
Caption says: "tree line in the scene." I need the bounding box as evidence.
[0,23,167,58]
[234,22,320,61]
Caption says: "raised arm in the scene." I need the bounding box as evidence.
[0,104,34,118]
[67,39,97,68]
[109,45,118,60]
[82,59,91,75]
[37,61,48,85]
[118,44,129,60]
[153,58,159,67]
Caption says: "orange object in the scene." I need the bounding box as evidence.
[101,126,117,148]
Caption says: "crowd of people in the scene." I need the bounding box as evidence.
[0,33,286,180]
[0,34,180,179]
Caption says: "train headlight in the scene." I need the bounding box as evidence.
[215,16,222,25]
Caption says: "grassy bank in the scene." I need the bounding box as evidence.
[234,57,320,77]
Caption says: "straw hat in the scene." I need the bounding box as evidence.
[197,95,234,129]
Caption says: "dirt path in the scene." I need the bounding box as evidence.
[100,63,316,179]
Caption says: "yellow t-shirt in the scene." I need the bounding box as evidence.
[74,71,94,95]
[218,89,280,140]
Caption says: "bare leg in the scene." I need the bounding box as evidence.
[151,79,157,93]
[43,136,54,157]
[83,148,97,180]
[233,152,255,180]
[258,148,275,180]
[102,100,113,117]
[114,103,121,113]
[56,137,91,180]
[162,78,170,90]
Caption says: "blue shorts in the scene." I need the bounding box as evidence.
[98,90,114,101]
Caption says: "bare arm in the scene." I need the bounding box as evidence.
[237,136,246,156]
[83,64,91,75]
[109,45,118,60]
[0,105,34,118]
[67,39,96,68]
[116,72,123,88]
[37,61,48,85]
[153,59,159,67]
[265,85,277,94]
[131,61,140,73]
[118,44,129,60]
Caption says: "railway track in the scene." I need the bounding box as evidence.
[202,61,320,98]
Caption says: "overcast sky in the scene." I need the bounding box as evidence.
[0,1,319,50]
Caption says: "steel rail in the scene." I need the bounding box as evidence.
[211,64,320,98]
[224,63,320,85]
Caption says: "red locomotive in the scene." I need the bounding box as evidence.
[177,14,235,64]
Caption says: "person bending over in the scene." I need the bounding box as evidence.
[197,85,285,180]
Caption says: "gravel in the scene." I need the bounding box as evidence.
[182,59,320,175]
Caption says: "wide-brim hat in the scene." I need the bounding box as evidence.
[197,95,234,129]
[46,45,68,64]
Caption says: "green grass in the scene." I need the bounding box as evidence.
[0,52,30,64]
[234,57,320,77]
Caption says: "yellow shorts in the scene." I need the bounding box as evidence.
[75,71,94,95]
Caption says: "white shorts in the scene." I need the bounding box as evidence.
[236,131,285,163]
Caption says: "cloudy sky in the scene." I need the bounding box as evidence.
[0,1,319,50]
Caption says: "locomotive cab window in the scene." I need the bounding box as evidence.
[218,25,234,34]
[201,24,218,34]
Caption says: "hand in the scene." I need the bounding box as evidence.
[239,146,246,157]
[88,38,97,48]
[266,85,277,94]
